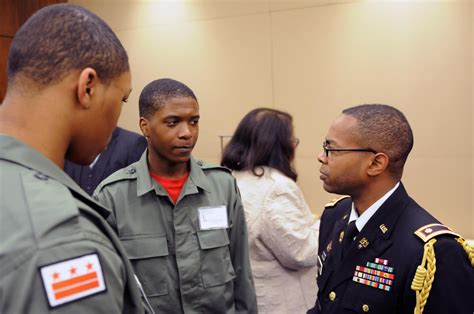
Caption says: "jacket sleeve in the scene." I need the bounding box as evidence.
[227,177,258,314]
[0,225,128,313]
[259,180,319,270]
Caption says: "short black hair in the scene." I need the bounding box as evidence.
[8,4,129,87]
[342,104,414,178]
[221,108,298,181]
[139,78,197,118]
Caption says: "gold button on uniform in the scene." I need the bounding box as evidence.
[329,291,336,301]
[362,304,370,312]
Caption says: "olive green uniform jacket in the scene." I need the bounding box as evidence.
[0,135,147,313]
[94,151,257,314]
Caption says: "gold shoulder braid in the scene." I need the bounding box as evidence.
[411,238,436,314]
[456,238,474,267]
[324,195,350,208]
[411,223,473,314]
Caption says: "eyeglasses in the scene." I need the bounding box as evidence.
[322,143,377,158]
[292,138,300,147]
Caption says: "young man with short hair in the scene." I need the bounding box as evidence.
[0,4,150,313]
[95,78,257,313]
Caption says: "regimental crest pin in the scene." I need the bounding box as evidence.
[326,241,333,253]
[357,237,369,249]
[352,257,395,292]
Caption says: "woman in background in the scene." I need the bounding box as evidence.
[221,107,319,314]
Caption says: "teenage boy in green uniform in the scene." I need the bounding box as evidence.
[0,4,150,313]
[95,78,257,313]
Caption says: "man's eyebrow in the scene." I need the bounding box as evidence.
[163,115,180,119]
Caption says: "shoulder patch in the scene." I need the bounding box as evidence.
[40,253,106,307]
[325,195,350,208]
[414,223,460,242]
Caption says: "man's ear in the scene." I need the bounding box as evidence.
[139,117,150,138]
[77,68,98,108]
[367,152,389,177]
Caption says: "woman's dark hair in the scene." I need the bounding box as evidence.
[221,108,298,181]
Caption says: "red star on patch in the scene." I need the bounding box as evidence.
[69,266,77,275]
[52,272,60,280]
[86,262,93,271]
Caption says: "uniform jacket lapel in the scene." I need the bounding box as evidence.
[325,184,410,291]
[318,218,348,293]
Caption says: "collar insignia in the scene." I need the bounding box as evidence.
[339,231,345,243]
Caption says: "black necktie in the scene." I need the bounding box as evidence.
[342,221,359,258]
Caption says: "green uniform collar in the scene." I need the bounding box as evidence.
[0,134,110,217]
[135,150,211,197]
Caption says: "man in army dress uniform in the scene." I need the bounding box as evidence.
[308,104,473,313]
[0,4,150,313]
[94,78,257,313]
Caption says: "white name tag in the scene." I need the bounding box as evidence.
[198,206,228,230]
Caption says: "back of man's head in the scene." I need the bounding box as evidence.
[7,4,129,90]
[342,104,414,179]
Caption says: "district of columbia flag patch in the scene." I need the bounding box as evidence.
[40,253,106,307]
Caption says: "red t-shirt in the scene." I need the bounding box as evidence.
[151,172,189,204]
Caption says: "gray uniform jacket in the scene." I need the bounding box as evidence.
[0,135,146,313]
[94,151,258,314]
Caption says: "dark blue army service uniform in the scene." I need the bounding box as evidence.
[308,183,474,313]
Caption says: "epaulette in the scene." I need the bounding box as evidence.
[414,223,460,242]
[95,165,138,192]
[411,223,467,313]
[198,160,231,173]
[324,195,350,208]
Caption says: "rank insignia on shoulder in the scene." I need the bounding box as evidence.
[414,223,460,242]
[39,253,106,307]
[324,195,350,208]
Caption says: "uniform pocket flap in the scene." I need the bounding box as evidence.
[121,235,169,259]
[197,229,230,250]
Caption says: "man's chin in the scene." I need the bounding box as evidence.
[172,155,192,164]
[322,182,338,194]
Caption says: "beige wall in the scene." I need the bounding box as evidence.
[471,0,473,239]
[72,0,473,238]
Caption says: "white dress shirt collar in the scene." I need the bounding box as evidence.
[348,182,400,232]
[88,153,101,169]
